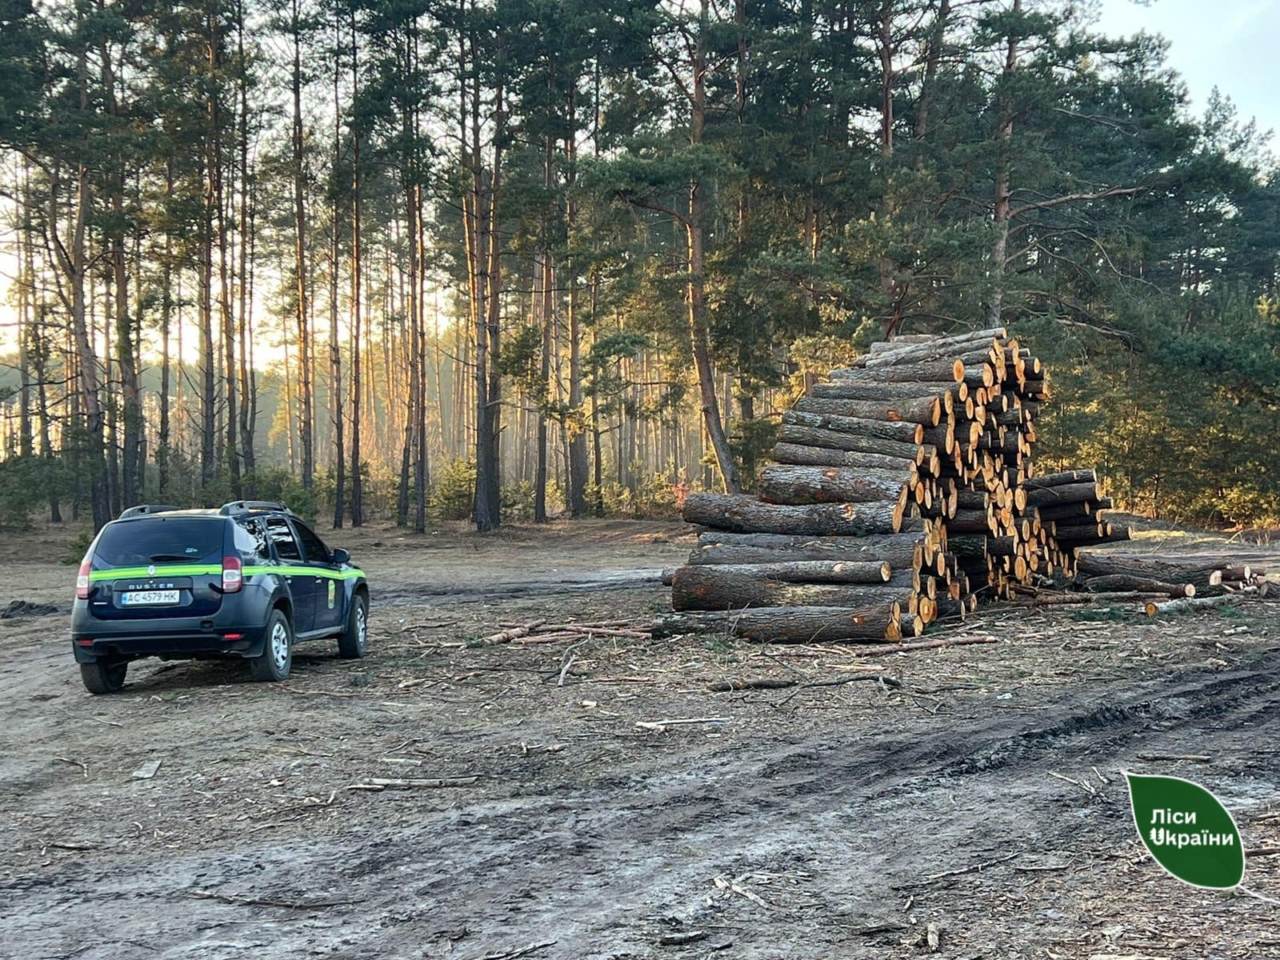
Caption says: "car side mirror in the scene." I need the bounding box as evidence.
[330,547,350,565]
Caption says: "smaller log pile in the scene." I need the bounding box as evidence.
[1031,551,1275,615]
[657,327,1131,644]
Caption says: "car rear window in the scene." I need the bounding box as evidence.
[92,518,225,569]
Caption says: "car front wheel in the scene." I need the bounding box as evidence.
[80,659,128,695]
[249,610,293,682]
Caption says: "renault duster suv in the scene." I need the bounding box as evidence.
[71,501,369,694]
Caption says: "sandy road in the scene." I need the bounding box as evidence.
[2,520,1279,959]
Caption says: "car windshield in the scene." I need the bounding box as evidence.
[92,518,224,569]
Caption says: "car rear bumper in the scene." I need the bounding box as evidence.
[71,623,267,662]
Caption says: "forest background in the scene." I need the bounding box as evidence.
[1,0,1277,535]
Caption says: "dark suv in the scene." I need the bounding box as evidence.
[70,501,369,694]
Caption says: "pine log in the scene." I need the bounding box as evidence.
[1143,594,1248,617]
[863,328,1005,367]
[1022,469,1096,489]
[672,560,892,584]
[1082,575,1194,599]
[1056,525,1131,546]
[770,442,919,473]
[758,464,909,506]
[793,395,941,426]
[1023,481,1097,507]
[671,566,915,612]
[691,531,925,568]
[830,358,964,384]
[683,493,904,536]
[1075,552,1233,589]
[811,381,956,405]
[651,605,901,642]
[777,424,923,462]
[783,410,924,444]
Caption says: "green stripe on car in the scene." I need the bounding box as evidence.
[89,564,222,582]
[244,565,366,580]
[89,564,365,582]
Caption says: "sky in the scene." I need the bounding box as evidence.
[2,0,1279,356]
[1096,0,1280,138]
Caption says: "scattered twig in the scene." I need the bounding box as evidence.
[469,942,556,960]
[1136,752,1211,763]
[847,636,998,659]
[636,717,729,733]
[657,931,707,946]
[894,852,1018,889]
[348,776,479,791]
[54,757,88,778]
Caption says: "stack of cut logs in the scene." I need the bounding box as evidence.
[658,327,1130,643]
[1037,552,1273,615]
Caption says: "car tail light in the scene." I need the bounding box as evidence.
[76,560,91,600]
[222,556,243,593]
[223,632,244,641]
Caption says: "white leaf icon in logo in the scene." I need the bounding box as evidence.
[147,564,156,576]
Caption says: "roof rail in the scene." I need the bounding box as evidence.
[118,504,181,520]
[218,500,293,516]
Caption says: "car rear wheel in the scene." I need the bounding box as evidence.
[337,593,368,660]
[249,610,293,682]
[80,659,128,695]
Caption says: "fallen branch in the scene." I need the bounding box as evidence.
[636,717,729,733]
[847,635,997,658]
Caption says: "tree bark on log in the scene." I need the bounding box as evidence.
[863,328,1004,367]
[830,358,963,384]
[651,605,901,642]
[811,380,956,406]
[1075,552,1230,589]
[671,566,914,612]
[783,410,924,444]
[683,493,904,535]
[771,442,917,472]
[1023,481,1096,507]
[776,424,922,462]
[793,394,941,426]
[758,464,909,506]
[1082,574,1193,599]
[1022,469,1095,489]
[691,531,925,568]
[672,560,892,584]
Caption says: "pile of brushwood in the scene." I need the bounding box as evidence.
[656,327,1134,643]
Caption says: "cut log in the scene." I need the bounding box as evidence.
[771,442,917,472]
[863,328,1005,367]
[783,410,924,444]
[777,424,922,462]
[1082,575,1194,599]
[830,358,964,384]
[671,560,891,584]
[1023,482,1097,507]
[758,464,909,506]
[1075,552,1233,589]
[793,395,941,426]
[1022,469,1096,489]
[1144,594,1248,617]
[683,493,904,536]
[651,605,901,642]
[691,531,926,568]
[811,380,958,403]
[670,566,915,612]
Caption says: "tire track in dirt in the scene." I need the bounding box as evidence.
[9,652,1280,959]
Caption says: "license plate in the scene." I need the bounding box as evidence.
[121,590,181,606]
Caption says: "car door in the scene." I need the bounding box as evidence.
[292,519,344,632]
[266,516,316,633]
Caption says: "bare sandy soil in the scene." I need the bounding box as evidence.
[2,518,1280,960]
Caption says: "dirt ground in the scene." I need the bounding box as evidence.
[3,518,1280,960]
